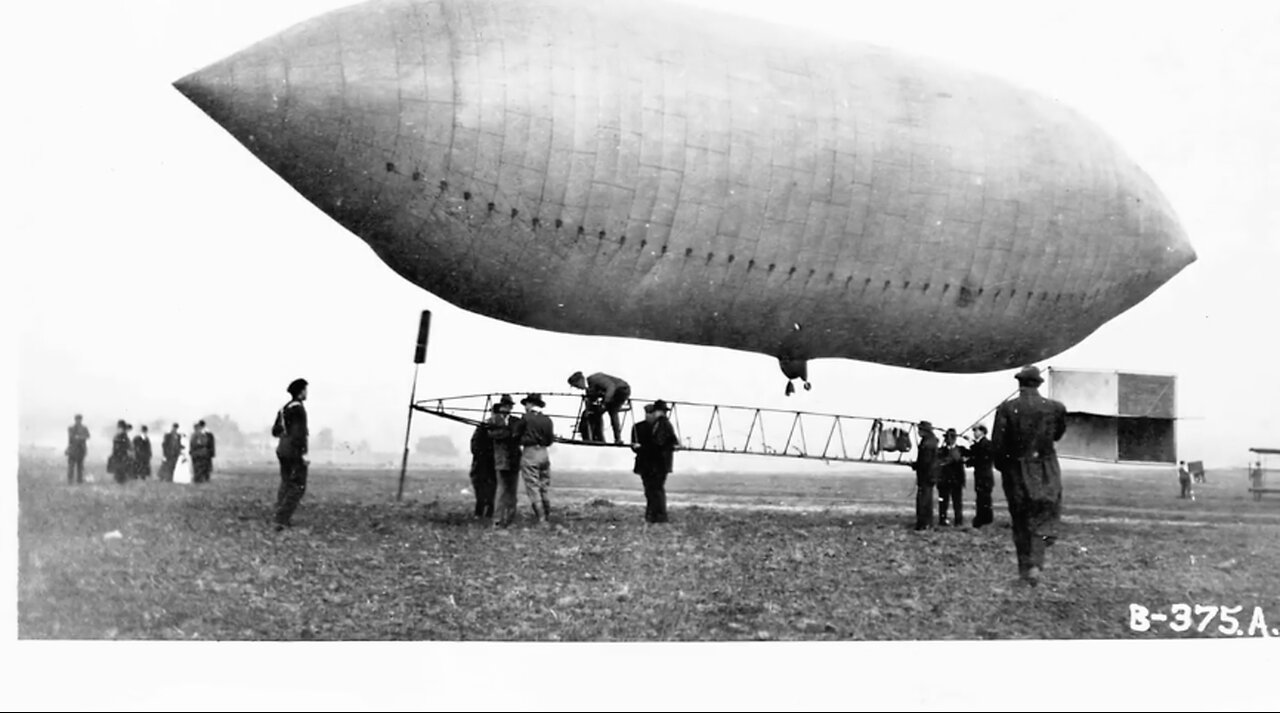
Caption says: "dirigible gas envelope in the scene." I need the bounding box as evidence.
[174,0,1196,382]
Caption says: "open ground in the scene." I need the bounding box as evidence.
[17,456,1280,641]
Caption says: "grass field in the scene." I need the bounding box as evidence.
[17,456,1280,641]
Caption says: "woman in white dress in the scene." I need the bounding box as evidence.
[172,433,194,485]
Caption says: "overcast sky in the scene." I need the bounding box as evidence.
[10,0,1280,469]
[5,0,1278,704]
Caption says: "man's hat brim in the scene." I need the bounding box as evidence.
[1015,366,1044,383]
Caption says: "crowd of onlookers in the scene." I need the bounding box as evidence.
[64,415,216,485]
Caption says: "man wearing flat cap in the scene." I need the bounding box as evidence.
[514,393,556,525]
[992,365,1067,586]
[568,371,631,445]
[190,419,216,483]
[486,394,523,527]
[631,400,679,523]
[913,421,939,530]
[273,378,310,530]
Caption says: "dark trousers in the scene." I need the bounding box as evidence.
[973,468,995,527]
[67,456,85,484]
[937,478,964,525]
[192,458,213,483]
[1180,480,1191,498]
[915,481,934,529]
[583,410,627,443]
[608,386,631,443]
[158,458,176,482]
[580,411,603,442]
[639,470,669,523]
[1001,470,1058,575]
[470,468,497,518]
[493,469,520,526]
[275,456,308,525]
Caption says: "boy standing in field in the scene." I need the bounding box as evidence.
[1178,461,1192,499]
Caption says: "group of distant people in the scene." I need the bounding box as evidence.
[64,415,216,485]
[62,379,312,534]
[913,365,1067,586]
[467,370,678,527]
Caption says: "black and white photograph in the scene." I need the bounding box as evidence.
[8,0,1278,709]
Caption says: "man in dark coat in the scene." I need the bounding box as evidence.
[966,425,996,528]
[66,414,90,484]
[108,420,132,484]
[159,423,181,482]
[631,400,678,523]
[569,371,631,445]
[992,365,1067,586]
[514,393,555,525]
[913,421,938,530]
[190,420,216,483]
[132,425,153,480]
[274,378,310,530]
[469,405,499,518]
[936,428,967,526]
[487,394,523,528]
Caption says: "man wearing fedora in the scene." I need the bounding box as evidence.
[486,394,523,527]
[992,365,1067,585]
[515,393,556,525]
[568,371,631,445]
[631,400,678,523]
[190,420,216,483]
[273,378,310,530]
[913,421,939,530]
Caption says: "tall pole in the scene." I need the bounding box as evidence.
[397,310,431,501]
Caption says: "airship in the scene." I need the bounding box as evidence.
[174,0,1195,391]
